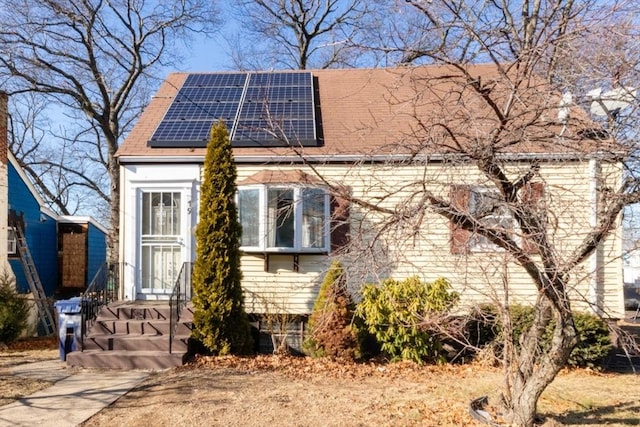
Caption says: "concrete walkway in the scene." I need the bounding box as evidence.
[0,359,149,427]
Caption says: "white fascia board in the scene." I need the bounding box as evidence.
[118,151,620,165]
[58,215,109,235]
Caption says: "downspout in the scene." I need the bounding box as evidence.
[589,158,602,314]
[118,160,127,301]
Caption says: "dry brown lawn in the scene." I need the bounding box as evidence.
[1,338,639,426]
[0,337,59,406]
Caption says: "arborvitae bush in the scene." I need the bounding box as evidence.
[0,274,28,344]
[467,304,611,368]
[356,277,459,364]
[191,121,253,355]
[304,260,361,360]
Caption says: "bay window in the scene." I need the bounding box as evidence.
[238,185,329,252]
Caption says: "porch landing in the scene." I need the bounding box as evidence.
[66,301,194,370]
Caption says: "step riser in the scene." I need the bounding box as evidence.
[66,302,194,370]
[67,351,187,370]
[85,336,189,352]
[94,320,193,336]
[99,305,194,321]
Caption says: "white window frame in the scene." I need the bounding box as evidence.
[237,184,330,253]
[468,187,513,252]
[7,226,17,256]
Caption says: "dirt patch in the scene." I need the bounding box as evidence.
[0,337,59,406]
[2,338,639,426]
[81,356,640,427]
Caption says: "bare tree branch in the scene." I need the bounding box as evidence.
[0,0,219,259]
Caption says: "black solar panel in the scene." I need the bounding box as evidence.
[249,72,311,86]
[233,119,317,147]
[149,121,233,147]
[183,73,247,88]
[244,86,311,102]
[162,102,239,121]
[148,71,318,148]
[232,71,316,146]
[175,87,244,103]
[238,102,314,119]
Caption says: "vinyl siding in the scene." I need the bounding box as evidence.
[7,162,58,296]
[86,222,107,284]
[235,160,624,318]
[121,159,624,318]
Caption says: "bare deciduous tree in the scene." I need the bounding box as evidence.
[0,0,219,260]
[294,1,639,425]
[229,0,373,70]
[8,94,112,220]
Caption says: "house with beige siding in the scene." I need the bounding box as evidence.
[115,66,626,351]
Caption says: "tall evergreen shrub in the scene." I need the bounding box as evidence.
[191,121,253,355]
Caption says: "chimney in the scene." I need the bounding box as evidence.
[0,92,7,165]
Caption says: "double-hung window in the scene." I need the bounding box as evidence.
[468,187,513,251]
[451,183,544,254]
[237,185,329,252]
[7,227,17,256]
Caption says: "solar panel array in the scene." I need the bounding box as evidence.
[148,72,318,148]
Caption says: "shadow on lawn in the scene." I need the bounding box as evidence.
[546,400,640,425]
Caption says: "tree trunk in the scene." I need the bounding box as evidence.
[502,297,577,426]
[106,131,120,265]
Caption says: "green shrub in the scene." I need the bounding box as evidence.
[466,304,500,348]
[0,277,29,344]
[304,260,361,360]
[467,304,611,368]
[355,277,459,364]
[567,312,612,368]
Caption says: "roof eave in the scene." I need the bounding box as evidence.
[117,151,624,165]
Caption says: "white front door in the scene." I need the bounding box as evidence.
[139,191,183,298]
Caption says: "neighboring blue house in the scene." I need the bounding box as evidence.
[7,151,108,298]
[57,215,108,294]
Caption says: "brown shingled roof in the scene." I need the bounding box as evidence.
[116,65,617,161]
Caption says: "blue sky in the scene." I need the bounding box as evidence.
[175,6,240,73]
[178,35,233,72]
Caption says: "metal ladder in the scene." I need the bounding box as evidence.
[14,225,56,335]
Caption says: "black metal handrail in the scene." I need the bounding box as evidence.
[169,262,192,353]
[80,262,120,351]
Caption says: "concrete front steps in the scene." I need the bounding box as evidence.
[66,301,193,370]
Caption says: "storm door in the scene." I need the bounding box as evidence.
[139,191,183,296]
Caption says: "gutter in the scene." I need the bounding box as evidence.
[117,151,623,165]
